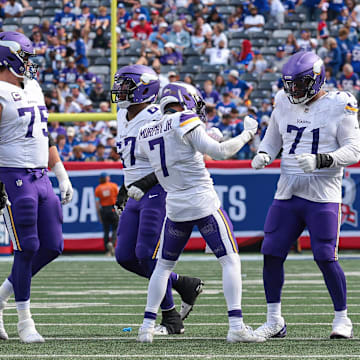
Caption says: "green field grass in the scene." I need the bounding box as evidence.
[0,252,360,359]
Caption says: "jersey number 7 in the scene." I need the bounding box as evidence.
[149,137,169,177]
[287,125,319,154]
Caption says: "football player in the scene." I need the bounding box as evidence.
[252,51,360,339]
[112,65,203,335]
[132,81,264,343]
[0,31,73,343]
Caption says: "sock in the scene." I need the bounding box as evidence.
[228,310,244,331]
[263,255,286,303]
[335,309,348,321]
[16,300,31,322]
[218,254,242,311]
[160,272,178,311]
[267,302,282,324]
[316,260,347,311]
[0,279,13,305]
[142,317,155,330]
[145,259,176,315]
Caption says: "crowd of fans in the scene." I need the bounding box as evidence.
[1,0,360,160]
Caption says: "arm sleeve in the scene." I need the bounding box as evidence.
[257,112,283,161]
[328,113,360,167]
[48,133,56,148]
[185,125,253,160]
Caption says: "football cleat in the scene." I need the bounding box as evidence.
[156,308,184,335]
[254,317,287,339]
[137,326,154,343]
[227,326,266,343]
[18,318,45,343]
[172,276,204,320]
[330,317,353,339]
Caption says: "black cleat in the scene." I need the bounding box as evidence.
[154,308,184,335]
[172,276,204,320]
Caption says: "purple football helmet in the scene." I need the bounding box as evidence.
[282,51,325,105]
[160,82,207,122]
[111,65,160,108]
[0,31,38,79]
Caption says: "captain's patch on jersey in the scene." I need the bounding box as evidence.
[11,92,21,102]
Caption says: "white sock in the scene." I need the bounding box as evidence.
[229,316,244,331]
[335,309,348,321]
[267,303,282,324]
[16,300,31,322]
[218,254,242,311]
[142,318,155,330]
[0,279,13,305]
[145,259,176,315]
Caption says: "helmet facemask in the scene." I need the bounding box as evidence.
[111,76,137,108]
[283,75,316,105]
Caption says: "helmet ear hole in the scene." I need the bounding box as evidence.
[143,87,149,95]
[184,95,190,101]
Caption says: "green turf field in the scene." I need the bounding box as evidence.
[0,253,360,359]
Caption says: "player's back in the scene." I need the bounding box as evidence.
[0,79,49,168]
[138,110,219,221]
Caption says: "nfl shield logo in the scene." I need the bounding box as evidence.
[16,179,22,187]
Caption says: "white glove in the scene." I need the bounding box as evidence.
[251,152,271,169]
[128,185,145,201]
[295,153,317,173]
[207,127,224,142]
[244,115,258,136]
[53,162,74,204]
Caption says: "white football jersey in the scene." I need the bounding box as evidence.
[259,89,360,202]
[137,110,220,222]
[0,79,49,168]
[116,104,162,187]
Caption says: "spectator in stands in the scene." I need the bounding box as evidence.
[297,29,317,52]
[302,0,323,21]
[204,39,230,65]
[351,1,360,28]
[324,37,343,76]
[244,5,265,33]
[226,69,253,104]
[282,0,296,16]
[118,3,131,26]
[216,92,237,116]
[148,21,169,49]
[77,129,98,159]
[58,80,70,101]
[196,16,212,39]
[191,25,206,52]
[323,67,338,91]
[4,0,23,18]
[44,92,60,113]
[77,65,100,95]
[338,63,360,98]
[136,41,163,66]
[317,36,331,59]
[32,31,47,66]
[183,74,196,86]
[328,0,345,21]
[72,29,88,68]
[201,79,220,105]
[70,84,88,108]
[159,42,182,65]
[257,98,273,123]
[269,0,285,26]
[70,146,86,161]
[332,6,351,26]
[56,26,69,46]
[149,9,161,31]
[56,134,72,161]
[317,11,330,40]
[214,73,226,93]
[66,126,79,149]
[117,27,131,51]
[49,121,66,140]
[60,95,82,113]
[132,14,153,41]
[212,23,227,48]
[206,105,220,126]
[95,5,110,30]
[126,8,142,32]
[75,3,96,44]
[90,81,108,103]
[54,2,77,28]
[83,99,94,113]
[227,14,244,32]
[60,56,79,84]
[233,39,254,67]
[89,143,107,161]
[247,50,269,75]
[92,26,109,49]
[336,27,353,67]
[271,46,288,72]
[168,20,191,53]
[206,7,224,27]
[107,147,121,162]
[131,0,151,20]
[187,0,207,19]
[214,113,233,140]
[284,33,299,55]
[98,101,110,113]
[168,71,179,82]
[40,20,57,42]
[178,13,194,34]
[349,38,360,75]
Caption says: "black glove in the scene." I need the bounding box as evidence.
[114,184,128,216]
[0,182,9,214]
[316,153,334,169]
[129,172,158,194]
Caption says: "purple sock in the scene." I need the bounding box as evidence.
[316,260,347,311]
[9,251,34,302]
[263,255,286,303]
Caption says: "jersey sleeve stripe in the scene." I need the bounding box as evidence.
[345,105,358,112]
[179,117,200,127]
